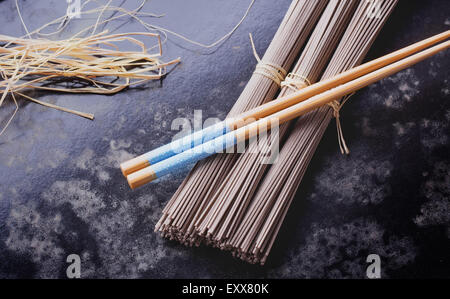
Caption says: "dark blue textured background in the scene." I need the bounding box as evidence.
[0,0,448,278]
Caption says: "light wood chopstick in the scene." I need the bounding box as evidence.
[126,38,450,189]
[120,30,450,177]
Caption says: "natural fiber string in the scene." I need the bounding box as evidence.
[35,0,256,51]
[249,33,287,86]
[280,72,311,91]
[327,94,353,155]
[4,0,256,135]
[280,72,350,155]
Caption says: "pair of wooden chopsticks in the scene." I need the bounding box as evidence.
[121,30,450,189]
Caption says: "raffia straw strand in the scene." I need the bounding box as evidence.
[3,0,255,134]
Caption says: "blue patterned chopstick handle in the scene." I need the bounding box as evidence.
[151,130,238,178]
[143,121,231,164]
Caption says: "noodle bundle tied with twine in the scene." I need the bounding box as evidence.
[151,0,402,265]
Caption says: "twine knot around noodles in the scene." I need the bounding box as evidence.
[279,71,351,155]
[280,72,311,91]
[249,33,286,86]
[327,93,354,155]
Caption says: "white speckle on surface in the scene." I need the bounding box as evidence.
[399,83,409,92]
[75,148,95,170]
[419,119,449,150]
[97,170,110,181]
[6,180,190,278]
[74,139,134,182]
[366,69,420,110]
[154,111,163,122]
[310,147,393,205]
[6,200,65,278]
[392,122,416,148]
[360,117,378,136]
[104,145,134,169]
[269,219,416,278]
[42,180,106,220]
[74,148,111,183]
[114,115,127,131]
[10,187,18,196]
[428,62,438,77]
[110,139,132,151]
[414,161,450,231]
[393,122,405,136]
[385,95,398,108]
[37,149,68,169]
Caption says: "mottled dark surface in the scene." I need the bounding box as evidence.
[0,0,449,279]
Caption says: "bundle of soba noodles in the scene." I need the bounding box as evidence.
[156,0,399,265]
[156,0,328,244]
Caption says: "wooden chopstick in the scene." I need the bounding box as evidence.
[120,30,450,177]
[126,38,450,189]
